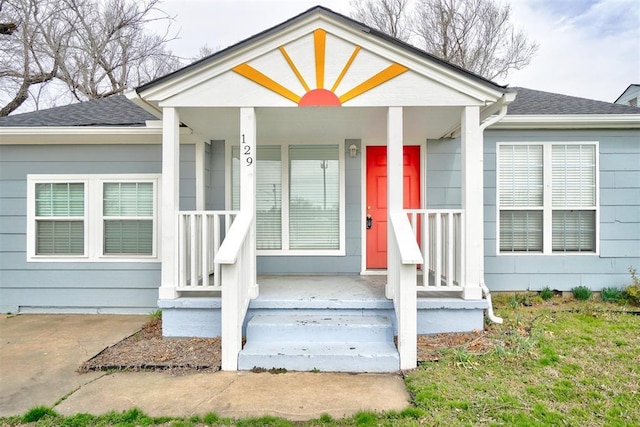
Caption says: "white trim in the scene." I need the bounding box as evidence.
[26,174,161,262]
[195,140,205,210]
[490,114,640,130]
[495,141,600,256]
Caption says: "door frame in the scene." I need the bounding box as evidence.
[360,140,427,274]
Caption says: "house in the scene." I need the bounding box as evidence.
[1,6,639,372]
[615,84,640,107]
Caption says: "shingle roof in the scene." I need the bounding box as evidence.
[0,95,156,127]
[507,87,640,115]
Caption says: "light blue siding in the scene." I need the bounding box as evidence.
[0,143,196,313]
[483,129,640,291]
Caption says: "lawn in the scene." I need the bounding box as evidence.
[2,295,638,426]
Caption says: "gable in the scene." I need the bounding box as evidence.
[137,8,505,108]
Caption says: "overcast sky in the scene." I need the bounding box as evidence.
[154,0,639,103]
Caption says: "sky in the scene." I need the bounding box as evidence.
[151,0,640,103]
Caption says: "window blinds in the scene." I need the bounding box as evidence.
[35,183,84,255]
[289,145,339,249]
[232,146,282,249]
[103,182,153,255]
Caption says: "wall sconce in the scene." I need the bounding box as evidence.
[349,144,359,158]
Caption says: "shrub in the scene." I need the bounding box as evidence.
[540,286,554,300]
[571,286,592,301]
[601,287,623,302]
[624,267,640,306]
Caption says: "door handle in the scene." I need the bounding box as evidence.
[366,214,373,229]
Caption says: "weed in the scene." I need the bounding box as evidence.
[202,412,220,425]
[318,413,333,423]
[571,286,592,301]
[311,367,320,373]
[353,411,378,426]
[22,406,57,423]
[151,309,162,319]
[624,267,640,306]
[601,287,623,302]
[540,286,554,300]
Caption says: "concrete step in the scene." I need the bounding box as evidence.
[238,341,400,373]
[245,314,394,343]
[238,314,399,372]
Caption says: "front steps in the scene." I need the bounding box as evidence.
[238,314,399,372]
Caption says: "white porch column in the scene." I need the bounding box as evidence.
[240,107,258,298]
[160,107,180,300]
[195,140,206,211]
[461,106,484,300]
[386,106,404,299]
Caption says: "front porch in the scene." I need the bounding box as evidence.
[160,274,488,372]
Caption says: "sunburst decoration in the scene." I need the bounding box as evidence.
[232,29,408,106]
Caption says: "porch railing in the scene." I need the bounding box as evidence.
[215,211,257,371]
[388,212,423,370]
[406,209,465,291]
[177,211,238,291]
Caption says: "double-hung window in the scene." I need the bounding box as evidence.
[231,143,343,254]
[497,142,598,254]
[28,175,159,261]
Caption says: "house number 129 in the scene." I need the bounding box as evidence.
[242,134,253,166]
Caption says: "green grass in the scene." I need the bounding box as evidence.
[2,299,638,426]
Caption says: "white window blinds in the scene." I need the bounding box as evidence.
[289,145,340,249]
[35,183,85,255]
[103,182,153,255]
[498,143,597,254]
[232,146,282,249]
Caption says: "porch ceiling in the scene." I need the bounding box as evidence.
[179,106,463,143]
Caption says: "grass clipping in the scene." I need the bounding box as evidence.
[78,316,221,373]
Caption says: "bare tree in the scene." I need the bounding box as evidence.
[350,0,537,80]
[412,0,537,80]
[0,0,180,116]
[350,0,412,41]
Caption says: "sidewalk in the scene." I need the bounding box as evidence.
[0,314,410,421]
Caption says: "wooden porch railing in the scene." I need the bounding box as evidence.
[406,209,465,291]
[388,212,423,371]
[177,211,238,291]
[215,211,257,371]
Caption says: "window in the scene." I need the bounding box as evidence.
[28,175,159,261]
[35,182,86,255]
[231,143,344,254]
[497,142,598,254]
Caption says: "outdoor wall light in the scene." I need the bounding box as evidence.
[349,144,358,158]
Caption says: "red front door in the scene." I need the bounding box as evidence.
[366,145,421,269]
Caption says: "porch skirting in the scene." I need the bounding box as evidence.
[158,295,488,338]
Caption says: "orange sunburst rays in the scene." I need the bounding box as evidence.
[232,29,408,106]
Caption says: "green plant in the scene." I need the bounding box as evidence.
[540,286,554,300]
[22,406,57,423]
[601,287,623,302]
[571,286,592,301]
[151,309,162,319]
[624,267,640,306]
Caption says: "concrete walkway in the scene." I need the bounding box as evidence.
[0,314,411,421]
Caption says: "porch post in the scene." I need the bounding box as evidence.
[386,106,404,299]
[195,140,205,211]
[160,107,180,300]
[461,106,483,300]
[240,107,258,298]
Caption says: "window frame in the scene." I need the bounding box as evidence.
[226,140,346,256]
[27,174,161,262]
[496,141,599,256]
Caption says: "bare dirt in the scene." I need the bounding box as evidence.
[79,317,495,373]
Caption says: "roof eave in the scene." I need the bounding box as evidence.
[490,114,640,130]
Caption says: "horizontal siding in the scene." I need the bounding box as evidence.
[483,129,640,291]
[0,143,196,313]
